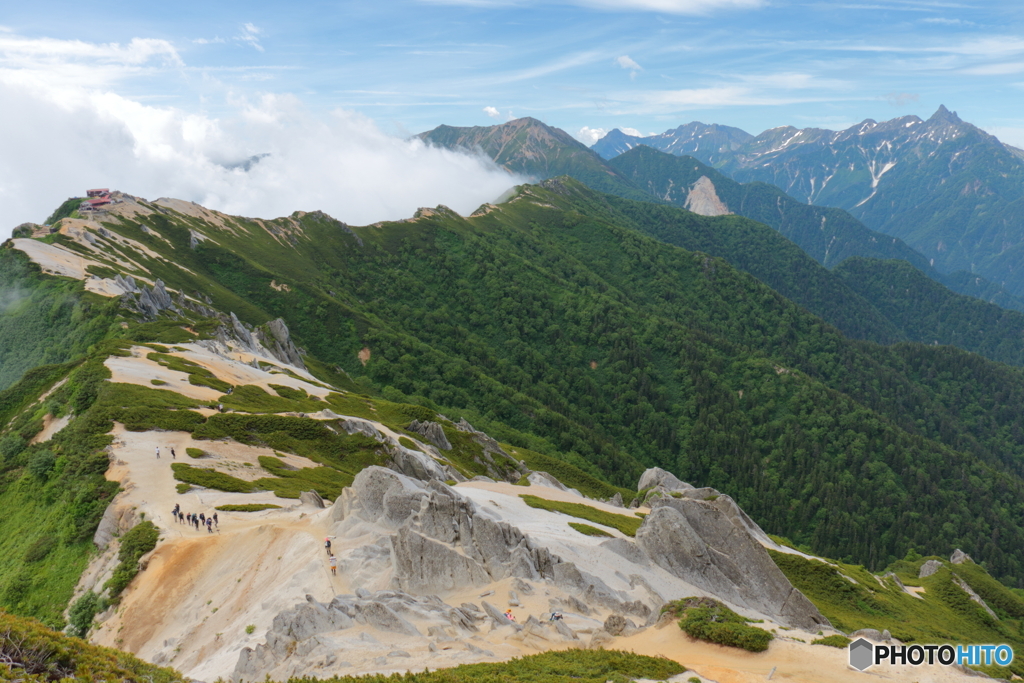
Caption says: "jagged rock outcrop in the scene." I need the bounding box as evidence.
[233,590,467,682]
[254,318,306,370]
[451,419,522,482]
[527,471,581,497]
[386,445,452,483]
[952,576,998,620]
[919,559,943,578]
[407,420,452,450]
[951,549,973,565]
[113,274,140,294]
[123,278,177,319]
[299,490,325,508]
[338,418,385,442]
[636,495,828,630]
[637,467,691,493]
[332,468,560,594]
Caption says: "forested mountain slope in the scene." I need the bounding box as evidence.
[418,117,654,202]
[594,107,1024,298]
[606,146,931,271]
[6,182,1024,591]
[834,257,1024,367]
[421,118,1024,318]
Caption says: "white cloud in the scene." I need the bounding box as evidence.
[483,105,501,118]
[922,17,972,25]
[0,33,524,235]
[960,62,1024,76]
[615,54,642,79]
[0,34,182,67]
[620,127,642,136]
[237,23,264,52]
[575,126,607,145]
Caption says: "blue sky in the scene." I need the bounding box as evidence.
[2,0,1023,227]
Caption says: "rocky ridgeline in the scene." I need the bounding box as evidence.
[116,275,307,371]
[234,462,827,680]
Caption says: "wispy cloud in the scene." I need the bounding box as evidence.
[483,105,501,117]
[922,17,972,25]
[884,91,919,106]
[615,54,642,79]
[960,61,1024,75]
[237,23,264,52]
[0,35,182,66]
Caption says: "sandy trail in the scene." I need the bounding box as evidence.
[94,424,336,679]
[619,624,981,683]
[106,344,331,403]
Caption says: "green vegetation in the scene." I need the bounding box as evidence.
[811,635,851,648]
[770,550,1024,678]
[186,447,205,458]
[836,257,1024,366]
[0,608,187,682]
[398,436,419,450]
[512,446,636,505]
[147,352,232,393]
[67,591,101,639]
[665,597,773,652]
[215,504,281,512]
[255,455,349,500]
[170,463,254,493]
[220,384,322,413]
[282,649,684,683]
[105,521,159,600]
[0,249,117,391]
[245,623,256,635]
[568,522,613,537]
[520,494,641,537]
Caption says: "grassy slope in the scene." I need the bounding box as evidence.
[771,549,1024,679]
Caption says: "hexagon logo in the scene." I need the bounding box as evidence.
[849,637,874,671]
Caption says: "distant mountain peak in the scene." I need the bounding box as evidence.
[929,104,962,124]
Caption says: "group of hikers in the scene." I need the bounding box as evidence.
[155,446,177,459]
[173,503,218,533]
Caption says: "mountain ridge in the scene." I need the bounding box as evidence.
[592,107,1024,297]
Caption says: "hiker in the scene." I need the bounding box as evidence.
[170,447,176,459]
[178,512,184,524]
[504,609,516,622]
[200,513,206,524]
[549,612,563,622]
[206,518,213,533]
[325,536,333,555]
[213,512,219,528]
[155,446,160,459]
[329,554,337,576]
[193,515,199,529]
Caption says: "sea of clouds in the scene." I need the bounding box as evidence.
[0,34,521,237]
